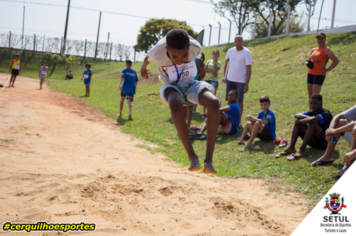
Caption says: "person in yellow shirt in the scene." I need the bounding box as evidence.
[8,54,21,87]
[201,50,222,115]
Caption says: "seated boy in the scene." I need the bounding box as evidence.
[141,28,219,174]
[190,90,241,139]
[311,105,356,167]
[66,70,73,80]
[238,96,276,152]
[119,60,139,121]
[279,94,332,158]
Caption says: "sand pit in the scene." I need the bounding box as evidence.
[0,73,306,235]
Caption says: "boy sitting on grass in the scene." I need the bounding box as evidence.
[81,63,92,97]
[140,28,219,174]
[238,96,276,152]
[279,94,332,158]
[190,90,240,139]
[119,60,139,121]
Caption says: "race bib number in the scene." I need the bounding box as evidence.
[84,74,89,79]
[15,65,20,70]
[165,61,197,83]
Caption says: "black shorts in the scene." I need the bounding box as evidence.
[307,73,325,86]
[299,131,328,149]
[121,92,134,101]
[11,69,19,75]
[256,126,274,141]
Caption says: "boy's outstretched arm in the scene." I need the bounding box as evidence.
[249,116,269,126]
[219,106,230,113]
[140,56,151,79]
[119,77,124,90]
[295,113,309,120]
[297,116,320,124]
[197,59,205,81]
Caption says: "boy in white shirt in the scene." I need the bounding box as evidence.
[141,29,219,174]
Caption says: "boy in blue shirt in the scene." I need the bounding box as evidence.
[81,63,92,97]
[190,90,240,138]
[238,96,276,152]
[119,60,138,121]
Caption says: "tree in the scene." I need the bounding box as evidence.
[124,46,132,61]
[250,0,303,36]
[212,0,255,35]
[61,55,80,78]
[135,18,197,53]
[251,12,306,38]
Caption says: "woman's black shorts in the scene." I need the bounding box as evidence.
[11,69,19,75]
[307,73,325,86]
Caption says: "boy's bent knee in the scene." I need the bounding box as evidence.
[205,97,219,110]
[168,98,183,112]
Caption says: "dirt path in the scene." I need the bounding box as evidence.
[0,74,306,236]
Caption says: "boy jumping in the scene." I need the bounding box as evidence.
[81,63,92,97]
[238,96,276,152]
[119,60,138,121]
[8,54,21,87]
[140,28,219,174]
[190,90,241,139]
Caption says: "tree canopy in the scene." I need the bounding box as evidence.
[135,18,197,53]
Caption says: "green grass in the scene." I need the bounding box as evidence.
[2,32,356,207]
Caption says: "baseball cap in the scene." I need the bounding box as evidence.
[316,32,326,38]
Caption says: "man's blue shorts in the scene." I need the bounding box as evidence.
[84,78,91,86]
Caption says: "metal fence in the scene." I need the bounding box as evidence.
[0,32,147,62]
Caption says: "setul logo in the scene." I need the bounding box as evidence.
[324,193,347,215]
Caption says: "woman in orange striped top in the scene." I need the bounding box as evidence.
[306,33,339,99]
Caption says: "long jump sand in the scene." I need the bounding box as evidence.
[0,73,306,236]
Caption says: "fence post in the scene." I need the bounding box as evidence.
[268,9,272,37]
[60,37,63,54]
[217,22,221,45]
[208,24,212,46]
[110,42,113,61]
[9,31,11,48]
[228,19,231,43]
[21,6,25,53]
[253,12,257,39]
[84,39,87,58]
[331,0,337,29]
[286,3,291,34]
[94,11,102,60]
[134,50,136,63]
[33,34,36,51]
[42,35,45,52]
[307,0,312,32]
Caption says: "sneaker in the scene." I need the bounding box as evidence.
[190,125,201,132]
[189,133,207,140]
[279,137,288,148]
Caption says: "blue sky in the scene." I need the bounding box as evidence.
[0,0,355,48]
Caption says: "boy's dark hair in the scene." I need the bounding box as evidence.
[126,60,132,65]
[259,95,270,103]
[311,93,323,101]
[43,61,47,64]
[166,28,190,50]
[15,54,19,57]
[200,52,205,62]
[229,89,238,97]
[85,63,91,68]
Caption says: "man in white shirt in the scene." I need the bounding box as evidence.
[223,35,252,127]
